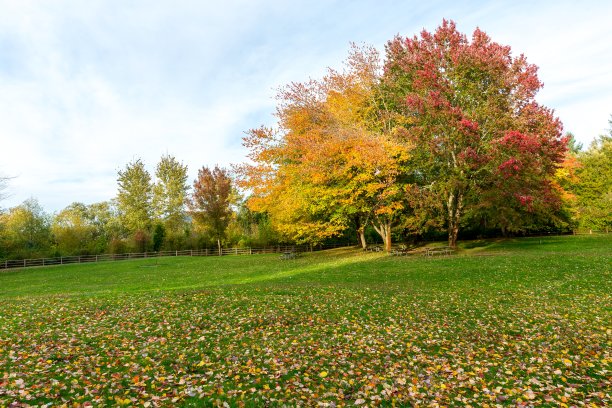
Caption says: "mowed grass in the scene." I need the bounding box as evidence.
[0,235,610,406]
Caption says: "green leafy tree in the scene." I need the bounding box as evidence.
[233,203,280,247]
[87,200,122,252]
[189,166,233,255]
[152,223,166,252]
[52,202,96,255]
[116,160,154,252]
[574,132,612,232]
[51,201,121,255]
[565,132,583,154]
[0,198,52,259]
[153,155,189,235]
[116,159,153,239]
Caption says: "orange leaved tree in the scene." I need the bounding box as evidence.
[237,45,411,250]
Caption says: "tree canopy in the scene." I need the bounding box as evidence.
[238,45,411,250]
[189,166,234,254]
[0,198,51,259]
[382,20,566,245]
[574,133,612,231]
[152,154,189,234]
[239,20,568,249]
[116,159,153,235]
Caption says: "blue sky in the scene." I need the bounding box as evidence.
[1,0,611,212]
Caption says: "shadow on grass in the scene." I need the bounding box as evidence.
[460,240,491,249]
[227,247,387,286]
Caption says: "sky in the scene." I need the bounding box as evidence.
[1,0,611,212]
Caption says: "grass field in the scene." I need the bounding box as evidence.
[1,235,610,406]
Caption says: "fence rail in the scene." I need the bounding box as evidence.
[0,244,350,271]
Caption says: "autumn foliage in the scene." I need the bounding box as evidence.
[239,21,568,248]
[189,166,234,254]
[237,45,411,250]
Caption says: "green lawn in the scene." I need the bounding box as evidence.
[0,235,610,406]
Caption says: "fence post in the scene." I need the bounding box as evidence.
[191,250,193,257]
[24,259,26,267]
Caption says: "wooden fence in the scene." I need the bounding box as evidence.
[0,244,350,271]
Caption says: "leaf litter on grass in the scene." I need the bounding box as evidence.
[1,283,609,407]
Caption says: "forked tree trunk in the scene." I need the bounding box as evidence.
[373,221,392,252]
[447,191,463,248]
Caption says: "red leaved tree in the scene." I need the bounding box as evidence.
[189,166,233,255]
[383,20,567,246]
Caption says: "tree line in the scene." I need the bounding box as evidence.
[0,156,280,260]
[1,21,610,259]
[0,130,609,261]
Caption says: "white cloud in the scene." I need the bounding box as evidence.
[1,0,611,211]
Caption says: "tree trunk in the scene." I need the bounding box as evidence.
[384,230,392,252]
[217,238,221,256]
[359,229,367,249]
[373,220,392,252]
[447,191,463,248]
[354,216,367,249]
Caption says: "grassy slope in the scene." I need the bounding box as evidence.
[1,235,608,298]
[0,235,610,406]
